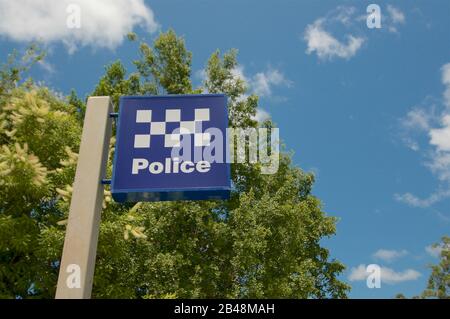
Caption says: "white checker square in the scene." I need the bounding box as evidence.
[195,108,210,121]
[194,133,211,147]
[134,134,150,148]
[136,110,152,123]
[180,121,195,134]
[150,122,166,135]
[164,134,181,147]
[166,109,181,122]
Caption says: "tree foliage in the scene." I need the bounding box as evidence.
[396,236,449,299]
[421,236,449,299]
[0,31,349,299]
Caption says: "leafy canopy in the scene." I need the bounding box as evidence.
[421,236,449,299]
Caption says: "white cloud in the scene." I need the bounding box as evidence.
[196,65,291,122]
[441,63,450,112]
[375,267,421,284]
[427,152,450,183]
[372,249,408,263]
[303,6,366,61]
[403,138,420,151]
[254,108,271,122]
[347,264,368,281]
[0,0,159,52]
[387,5,406,25]
[402,108,433,132]
[304,20,365,60]
[195,69,207,82]
[442,64,450,85]
[426,66,450,183]
[225,65,292,98]
[333,6,357,26]
[348,264,421,284]
[442,63,450,108]
[400,106,438,151]
[197,65,291,99]
[303,5,406,59]
[386,5,406,33]
[425,245,443,258]
[37,60,56,74]
[397,63,450,209]
[250,68,292,98]
[229,65,248,84]
[387,5,406,33]
[430,115,450,151]
[394,190,450,208]
[237,66,291,120]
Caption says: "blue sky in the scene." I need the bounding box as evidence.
[0,0,449,298]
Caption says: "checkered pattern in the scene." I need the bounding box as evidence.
[134,108,211,148]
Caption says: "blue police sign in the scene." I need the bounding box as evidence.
[111,95,231,202]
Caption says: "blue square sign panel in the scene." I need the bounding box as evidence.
[111,95,231,202]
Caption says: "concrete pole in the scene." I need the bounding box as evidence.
[55,96,113,299]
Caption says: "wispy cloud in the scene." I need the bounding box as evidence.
[304,18,365,61]
[236,66,292,121]
[402,108,434,132]
[387,5,406,33]
[348,264,421,284]
[251,68,292,98]
[442,63,450,108]
[387,5,406,24]
[37,59,56,74]
[0,0,159,53]
[197,65,291,121]
[303,5,408,60]
[425,239,448,258]
[425,245,443,258]
[394,189,450,208]
[399,105,438,151]
[198,65,291,99]
[396,63,450,209]
[428,64,450,154]
[372,249,408,263]
[254,109,271,122]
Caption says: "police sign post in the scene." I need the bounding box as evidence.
[55,96,113,299]
[56,94,231,298]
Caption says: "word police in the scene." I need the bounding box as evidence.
[132,157,211,175]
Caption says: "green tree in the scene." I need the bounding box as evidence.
[0,30,349,299]
[0,84,81,298]
[396,236,449,299]
[421,236,449,299]
[0,44,45,102]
